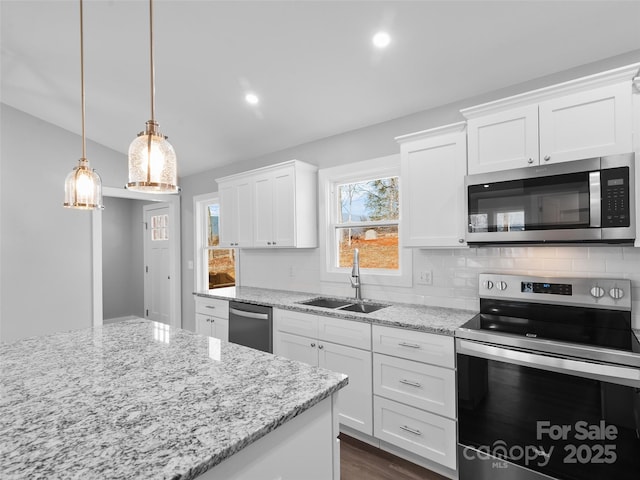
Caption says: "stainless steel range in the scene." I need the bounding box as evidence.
[456,273,640,480]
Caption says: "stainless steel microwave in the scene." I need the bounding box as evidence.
[464,153,636,245]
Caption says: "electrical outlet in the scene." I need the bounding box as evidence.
[417,270,433,285]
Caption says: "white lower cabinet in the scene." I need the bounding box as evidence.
[273,309,373,435]
[318,340,372,433]
[374,396,457,470]
[373,353,455,419]
[372,324,457,473]
[194,297,229,342]
[274,310,458,475]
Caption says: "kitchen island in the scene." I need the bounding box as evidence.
[0,319,348,479]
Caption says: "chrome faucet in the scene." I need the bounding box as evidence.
[349,248,362,301]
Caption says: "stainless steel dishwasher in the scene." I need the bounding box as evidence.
[228,301,273,353]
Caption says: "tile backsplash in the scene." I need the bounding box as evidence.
[240,246,640,328]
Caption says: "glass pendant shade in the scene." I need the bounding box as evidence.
[127,120,179,193]
[64,158,103,209]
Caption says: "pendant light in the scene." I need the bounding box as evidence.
[127,0,179,193]
[64,0,103,210]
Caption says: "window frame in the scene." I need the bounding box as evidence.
[318,154,412,288]
[193,192,238,292]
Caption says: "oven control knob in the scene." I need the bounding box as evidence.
[609,287,625,300]
[589,286,605,299]
[483,280,494,290]
[496,281,508,291]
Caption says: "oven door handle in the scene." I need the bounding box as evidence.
[456,339,640,388]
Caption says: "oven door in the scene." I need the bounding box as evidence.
[456,339,640,480]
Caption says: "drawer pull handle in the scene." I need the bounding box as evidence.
[205,305,217,309]
[399,379,422,388]
[398,342,421,349]
[400,425,422,436]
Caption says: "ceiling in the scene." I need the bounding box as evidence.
[2,1,640,177]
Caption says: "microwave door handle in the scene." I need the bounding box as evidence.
[589,171,601,227]
[456,339,640,388]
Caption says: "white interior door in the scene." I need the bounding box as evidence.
[144,205,171,324]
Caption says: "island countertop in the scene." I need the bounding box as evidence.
[0,319,348,480]
[195,286,476,336]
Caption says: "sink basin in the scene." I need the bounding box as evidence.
[298,297,389,314]
[299,297,353,309]
[339,302,389,314]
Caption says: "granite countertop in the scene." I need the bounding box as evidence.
[195,286,477,335]
[0,319,348,480]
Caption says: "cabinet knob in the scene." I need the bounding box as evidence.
[273,241,277,245]
[458,238,464,244]
[310,342,316,348]
[544,155,551,161]
[267,242,272,245]
[318,344,324,350]
[527,158,534,164]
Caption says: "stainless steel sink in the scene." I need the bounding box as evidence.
[298,297,389,314]
[299,297,353,309]
[338,302,388,314]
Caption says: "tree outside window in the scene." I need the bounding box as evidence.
[336,176,399,270]
[206,204,236,289]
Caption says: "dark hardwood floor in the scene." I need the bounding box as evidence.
[340,434,449,480]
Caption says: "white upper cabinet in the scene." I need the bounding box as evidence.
[218,177,253,247]
[538,83,632,164]
[466,104,539,174]
[217,160,318,249]
[396,122,468,248]
[462,64,637,175]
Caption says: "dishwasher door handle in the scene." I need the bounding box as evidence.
[229,307,270,320]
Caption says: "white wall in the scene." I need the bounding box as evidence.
[179,50,640,332]
[0,104,128,343]
[102,197,148,320]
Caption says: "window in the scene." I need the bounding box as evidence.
[335,177,399,269]
[319,154,412,287]
[194,193,237,291]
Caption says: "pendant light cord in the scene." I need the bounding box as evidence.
[149,0,156,122]
[79,0,86,159]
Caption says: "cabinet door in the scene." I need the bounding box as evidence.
[274,331,319,366]
[219,179,253,247]
[467,104,539,174]
[195,313,213,336]
[218,182,238,247]
[272,166,296,247]
[400,130,467,247]
[212,317,229,342]
[253,173,274,247]
[235,180,254,247]
[319,342,373,435]
[539,82,633,164]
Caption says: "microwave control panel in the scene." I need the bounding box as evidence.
[601,167,630,227]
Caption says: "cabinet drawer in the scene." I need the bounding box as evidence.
[318,316,371,350]
[373,354,455,419]
[195,297,229,318]
[274,309,319,338]
[374,396,456,470]
[372,325,454,368]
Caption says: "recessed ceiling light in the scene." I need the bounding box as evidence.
[245,93,259,105]
[372,31,391,49]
